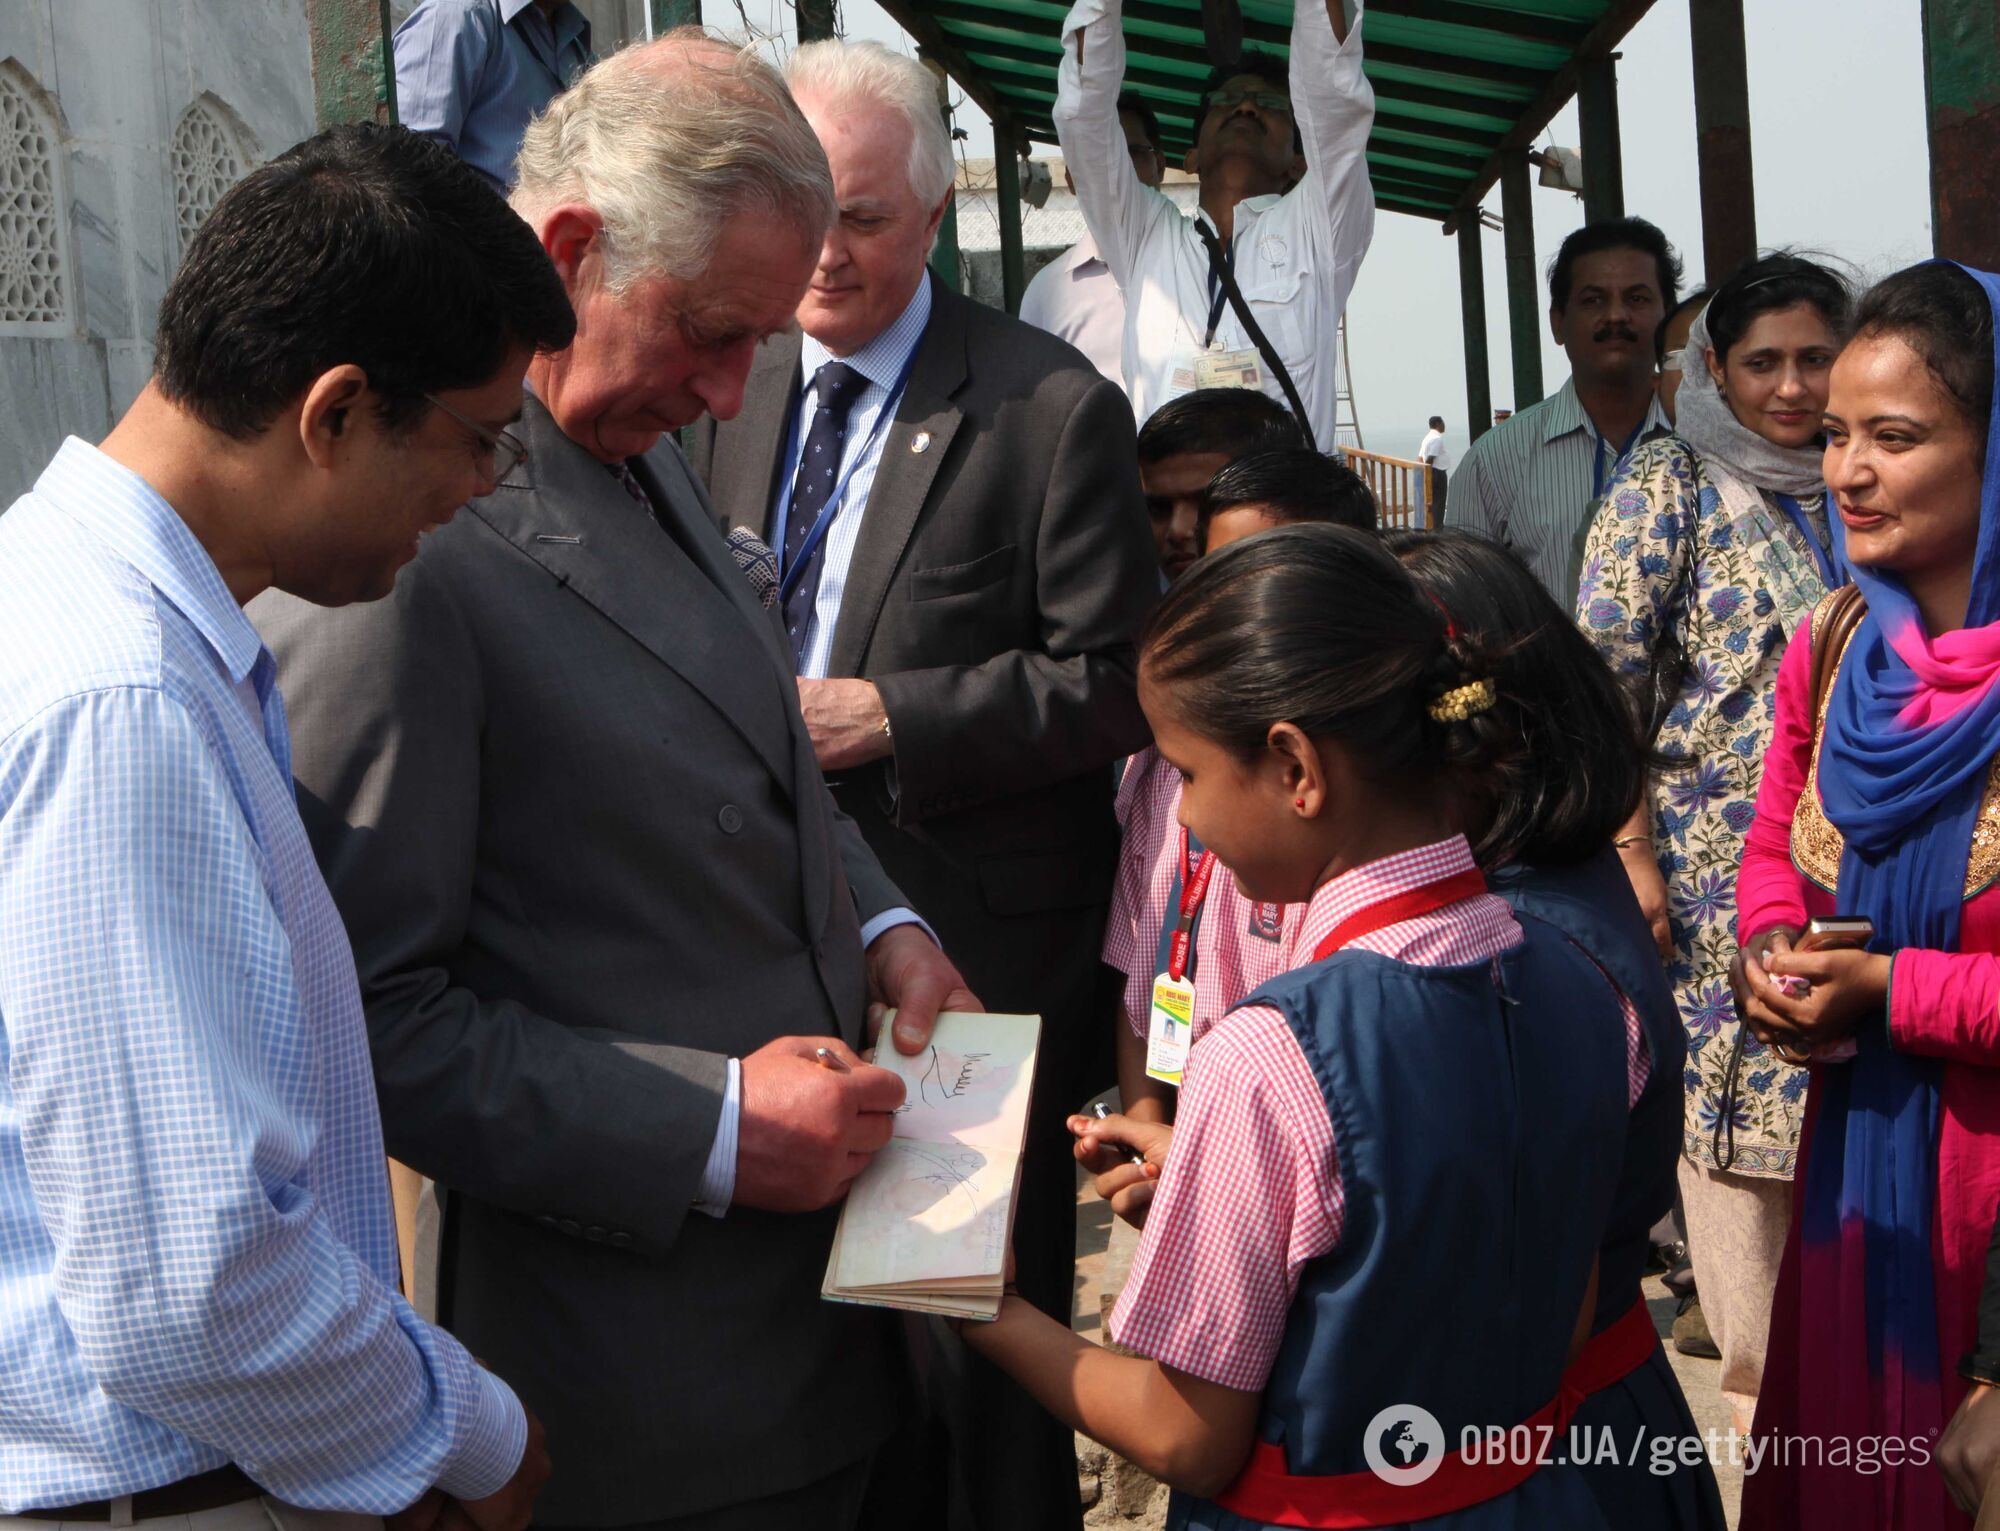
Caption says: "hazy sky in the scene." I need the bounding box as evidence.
[726,0,1936,457]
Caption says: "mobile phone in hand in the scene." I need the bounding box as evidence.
[1796,915,1876,953]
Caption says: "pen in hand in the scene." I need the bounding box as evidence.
[814,1045,852,1074]
[1092,1101,1148,1167]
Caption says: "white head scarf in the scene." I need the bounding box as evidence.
[1672,306,1826,496]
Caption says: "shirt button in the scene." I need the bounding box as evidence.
[718,804,744,834]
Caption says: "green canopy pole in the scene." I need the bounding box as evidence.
[796,0,838,43]
[1924,0,2000,265]
[650,0,702,30]
[1577,53,1625,224]
[995,125,1025,314]
[1459,220,1493,446]
[922,52,962,292]
[1690,0,1755,280]
[307,0,397,127]
[1500,148,1544,411]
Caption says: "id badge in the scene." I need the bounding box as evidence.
[1146,973,1195,1085]
[1194,347,1264,391]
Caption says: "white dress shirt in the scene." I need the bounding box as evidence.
[1053,0,1374,445]
[1018,232,1127,386]
[1418,428,1451,471]
[772,278,935,681]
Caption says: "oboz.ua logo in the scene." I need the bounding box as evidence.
[1363,1404,1446,1486]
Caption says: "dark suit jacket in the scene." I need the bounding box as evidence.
[251,401,907,1525]
[687,279,1156,1027]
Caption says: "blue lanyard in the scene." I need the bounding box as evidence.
[774,348,921,606]
[1772,492,1842,589]
[1592,417,1649,500]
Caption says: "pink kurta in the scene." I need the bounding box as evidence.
[1739,622,2000,1528]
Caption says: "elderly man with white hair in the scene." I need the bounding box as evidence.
[688,38,1156,1531]
[253,33,979,1531]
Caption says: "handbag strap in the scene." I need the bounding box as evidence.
[1808,583,1868,727]
[1192,217,1318,452]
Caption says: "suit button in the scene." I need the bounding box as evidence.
[585,1225,607,1243]
[558,1218,581,1237]
[718,804,744,834]
[609,1231,634,1250]
[536,1215,557,1230]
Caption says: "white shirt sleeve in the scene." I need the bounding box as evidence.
[1052,0,1180,290]
[1285,0,1376,319]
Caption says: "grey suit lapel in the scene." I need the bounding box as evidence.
[730,337,803,542]
[826,282,968,678]
[473,397,798,792]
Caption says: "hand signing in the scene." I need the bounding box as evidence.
[734,1036,907,1212]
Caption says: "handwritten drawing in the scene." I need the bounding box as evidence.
[823,1012,1041,1319]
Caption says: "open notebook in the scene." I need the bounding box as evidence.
[822,1011,1042,1322]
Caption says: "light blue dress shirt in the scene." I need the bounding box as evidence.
[0,441,524,1514]
[394,0,591,195]
[775,277,934,681]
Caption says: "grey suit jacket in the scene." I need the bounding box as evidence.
[253,401,907,1524]
[687,281,1156,1027]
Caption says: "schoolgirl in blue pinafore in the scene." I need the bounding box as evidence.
[962,524,1645,1530]
[1176,879,1631,1531]
[1391,526,1722,1529]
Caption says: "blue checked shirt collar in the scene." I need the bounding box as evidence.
[33,437,264,686]
[800,273,934,396]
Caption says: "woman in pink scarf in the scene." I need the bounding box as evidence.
[1735,261,2000,1528]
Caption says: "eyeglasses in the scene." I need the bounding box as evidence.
[424,393,529,483]
[1206,88,1291,115]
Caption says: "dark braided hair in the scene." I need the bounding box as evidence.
[1141,524,1504,803]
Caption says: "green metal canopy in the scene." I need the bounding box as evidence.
[874,0,1654,224]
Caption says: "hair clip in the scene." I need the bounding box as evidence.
[1429,678,1497,723]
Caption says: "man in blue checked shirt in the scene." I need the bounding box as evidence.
[394,0,593,196]
[0,124,574,1531]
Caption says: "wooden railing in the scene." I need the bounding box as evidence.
[1343,447,1437,530]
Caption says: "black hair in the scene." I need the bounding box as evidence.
[1115,93,1165,158]
[1704,252,1850,363]
[1657,287,1712,366]
[1547,216,1682,315]
[1384,529,1645,868]
[155,122,576,440]
[1199,51,1288,112]
[1138,388,1304,465]
[1198,448,1377,536]
[1140,524,1504,803]
[1427,414,1444,430]
[1850,261,1995,468]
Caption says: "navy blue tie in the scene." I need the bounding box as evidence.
[782,361,869,669]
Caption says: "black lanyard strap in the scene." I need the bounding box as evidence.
[1192,217,1317,453]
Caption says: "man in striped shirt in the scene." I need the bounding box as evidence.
[1445,217,1682,603]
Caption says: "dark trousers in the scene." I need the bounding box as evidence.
[536,1456,872,1531]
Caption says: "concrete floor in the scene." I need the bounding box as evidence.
[1067,1125,1746,1528]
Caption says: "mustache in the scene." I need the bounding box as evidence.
[1592,322,1641,344]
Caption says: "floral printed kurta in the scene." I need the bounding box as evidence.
[1577,435,1834,1177]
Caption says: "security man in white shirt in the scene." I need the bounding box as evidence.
[1053,0,1372,451]
[1018,96,1166,386]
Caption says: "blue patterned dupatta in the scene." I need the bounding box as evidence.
[1799,263,2000,1480]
